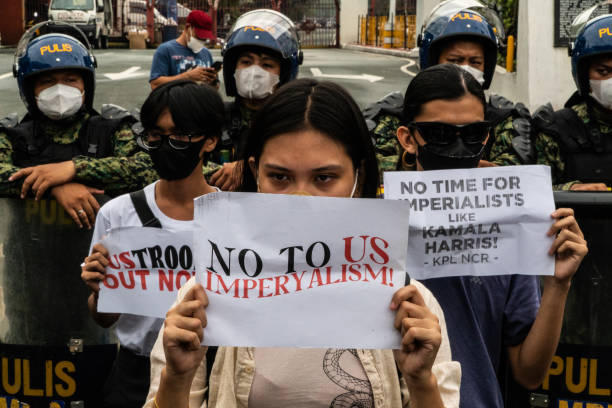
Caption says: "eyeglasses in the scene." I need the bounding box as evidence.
[137,131,205,151]
[408,121,491,145]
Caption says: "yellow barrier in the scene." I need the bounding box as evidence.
[383,16,393,49]
[506,35,515,72]
[358,15,417,49]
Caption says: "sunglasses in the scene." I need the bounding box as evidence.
[408,121,491,145]
[137,131,205,151]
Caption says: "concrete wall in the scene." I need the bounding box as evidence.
[416,0,440,38]
[339,0,368,46]
[489,0,575,110]
[0,1,25,46]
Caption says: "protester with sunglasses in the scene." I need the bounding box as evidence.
[80,80,223,408]
[394,63,588,408]
[144,79,461,408]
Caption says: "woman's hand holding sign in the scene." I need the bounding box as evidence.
[81,243,120,328]
[506,208,588,390]
[390,284,444,408]
[547,208,588,286]
[81,243,110,294]
[157,283,208,408]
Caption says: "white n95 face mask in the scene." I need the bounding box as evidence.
[458,64,486,86]
[36,84,84,120]
[187,30,206,54]
[234,65,280,100]
[590,78,612,110]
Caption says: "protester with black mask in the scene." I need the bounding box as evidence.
[395,64,588,408]
[80,80,223,408]
[396,63,490,171]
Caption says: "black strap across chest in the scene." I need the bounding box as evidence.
[129,189,162,228]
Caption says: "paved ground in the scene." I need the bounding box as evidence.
[0,48,419,117]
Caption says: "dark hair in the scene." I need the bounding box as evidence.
[238,78,379,198]
[140,80,224,139]
[402,63,486,123]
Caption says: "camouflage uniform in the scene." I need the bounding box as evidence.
[0,113,158,197]
[532,102,611,189]
[373,114,402,174]
[488,116,529,166]
[494,100,612,190]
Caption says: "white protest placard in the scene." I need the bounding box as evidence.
[97,227,194,317]
[194,192,411,349]
[384,165,555,280]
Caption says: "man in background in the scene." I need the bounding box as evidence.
[149,10,217,89]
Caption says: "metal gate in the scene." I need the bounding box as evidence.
[279,0,339,48]
[25,0,50,27]
[152,0,339,47]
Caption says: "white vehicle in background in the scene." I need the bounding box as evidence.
[122,0,168,36]
[48,0,113,49]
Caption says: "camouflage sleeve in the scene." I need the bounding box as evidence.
[373,114,402,176]
[489,117,525,166]
[533,131,566,185]
[203,160,222,179]
[0,131,24,196]
[72,124,158,196]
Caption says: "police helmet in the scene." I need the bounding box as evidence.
[418,0,504,89]
[222,9,303,97]
[13,21,96,116]
[569,4,612,98]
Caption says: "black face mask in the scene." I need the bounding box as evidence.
[417,138,485,170]
[149,138,206,181]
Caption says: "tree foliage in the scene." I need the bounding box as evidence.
[482,0,519,38]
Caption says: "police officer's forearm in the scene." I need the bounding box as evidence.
[72,153,158,195]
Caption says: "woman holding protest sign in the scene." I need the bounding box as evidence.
[392,63,588,408]
[145,79,461,407]
[80,80,224,408]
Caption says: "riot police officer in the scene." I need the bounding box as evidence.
[531,6,612,191]
[0,22,157,228]
[208,9,303,190]
[366,0,533,175]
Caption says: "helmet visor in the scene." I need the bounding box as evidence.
[423,0,505,41]
[228,9,300,58]
[15,21,92,60]
[570,1,612,39]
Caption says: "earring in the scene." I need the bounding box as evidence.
[401,151,416,171]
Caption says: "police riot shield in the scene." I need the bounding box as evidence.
[504,192,612,407]
[0,196,116,407]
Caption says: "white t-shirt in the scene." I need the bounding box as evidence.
[90,181,196,356]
